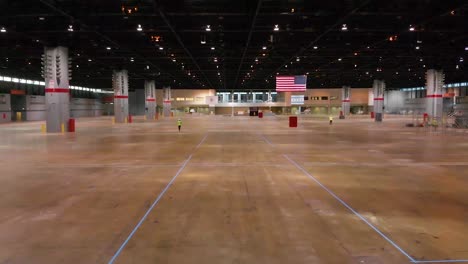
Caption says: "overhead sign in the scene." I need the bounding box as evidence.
[291,95,304,105]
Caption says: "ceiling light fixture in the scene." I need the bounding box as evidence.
[262,46,267,50]
[274,24,279,31]
[137,24,143,31]
[206,25,211,32]
[409,25,415,31]
[313,46,318,49]
[68,25,73,32]
[415,46,420,50]
[106,47,111,50]
[0,27,6,33]
[341,24,348,31]
[200,35,206,44]
[159,46,164,50]
[211,47,215,50]
[338,58,342,61]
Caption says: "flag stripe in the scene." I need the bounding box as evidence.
[276,75,306,92]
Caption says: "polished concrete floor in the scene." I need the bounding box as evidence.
[0,115,467,264]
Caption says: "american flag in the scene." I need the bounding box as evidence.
[276,75,307,92]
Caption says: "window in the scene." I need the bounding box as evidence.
[176,97,185,101]
[321,96,328,100]
[311,97,320,100]
[185,97,194,101]
[304,96,309,100]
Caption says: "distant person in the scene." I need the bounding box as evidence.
[177,118,182,132]
[329,116,333,125]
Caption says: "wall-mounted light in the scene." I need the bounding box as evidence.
[273,24,279,31]
[137,24,143,31]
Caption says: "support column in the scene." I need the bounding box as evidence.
[340,86,351,119]
[113,70,129,123]
[373,80,385,122]
[43,46,70,133]
[163,87,171,117]
[425,69,444,123]
[144,80,156,120]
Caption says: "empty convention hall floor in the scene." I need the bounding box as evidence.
[0,116,467,264]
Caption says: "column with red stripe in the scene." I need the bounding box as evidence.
[372,80,385,122]
[163,87,172,117]
[112,70,129,123]
[425,69,444,123]
[42,46,71,132]
[341,86,351,119]
[144,80,157,120]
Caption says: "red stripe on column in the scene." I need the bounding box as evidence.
[146,98,156,102]
[114,95,129,99]
[426,94,442,98]
[342,99,351,102]
[374,98,384,101]
[45,88,69,93]
[163,100,171,103]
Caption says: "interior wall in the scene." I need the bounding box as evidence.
[0,94,11,123]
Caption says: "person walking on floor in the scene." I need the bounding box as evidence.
[177,118,182,132]
[329,116,333,125]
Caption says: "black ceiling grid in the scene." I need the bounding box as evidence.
[0,0,466,90]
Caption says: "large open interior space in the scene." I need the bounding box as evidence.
[1,0,467,263]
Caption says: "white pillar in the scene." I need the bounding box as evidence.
[113,70,129,123]
[341,86,351,119]
[43,46,70,132]
[373,80,385,122]
[163,87,171,117]
[425,69,444,122]
[145,80,156,120]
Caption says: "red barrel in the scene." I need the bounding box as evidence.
[128,115,133,123]
[370,112,375,118]
[258,112,263,118]
[289,116,297,127]
[68,118,75,132]
[423,113,428,122]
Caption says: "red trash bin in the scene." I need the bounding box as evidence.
[289,116,297,127]
[258,112,263,118]
[128,115,133,123]
[423,113,428,123]
[370,112,375,118]
[68,118,75,132]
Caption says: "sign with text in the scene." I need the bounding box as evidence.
[291,95,305,105]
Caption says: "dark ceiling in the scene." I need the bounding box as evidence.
[0,0,467,91]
